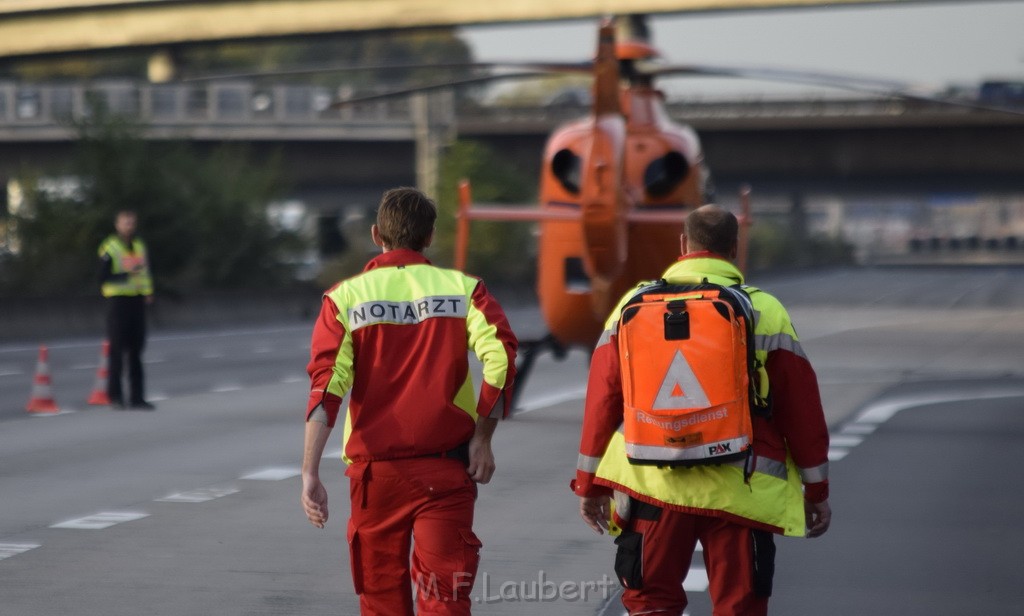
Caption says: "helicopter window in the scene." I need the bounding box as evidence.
[551,149,582,194]
[564,257,590,292]
[643,152,689,198]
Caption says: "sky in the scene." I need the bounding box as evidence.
[458,0,1024,100]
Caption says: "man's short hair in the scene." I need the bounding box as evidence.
[376,187,437,251]
[684,204,738,256]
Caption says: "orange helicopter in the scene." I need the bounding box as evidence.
[451,16,752,403]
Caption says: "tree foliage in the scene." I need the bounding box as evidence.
[2,110,303,297]
[433,140,536,285]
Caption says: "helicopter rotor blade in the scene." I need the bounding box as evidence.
[642,61,1024,116]
[182,61,591,82]
[324,71,555,108]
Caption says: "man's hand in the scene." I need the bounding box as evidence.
[302,477,329,529]
[579,495,611,535]
[805,498,831,538]
[467,436,496,484]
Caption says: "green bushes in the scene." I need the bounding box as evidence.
[2,112,304,297]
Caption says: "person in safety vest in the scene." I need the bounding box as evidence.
[301,187,518,616]
[573,204,831,616]
[97,209,155,410]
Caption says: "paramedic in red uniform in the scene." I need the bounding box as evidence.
[573,204,831,615]
[301,187,518,615]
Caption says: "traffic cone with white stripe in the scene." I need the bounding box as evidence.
[87,340,111,406]
[26,345,60,414]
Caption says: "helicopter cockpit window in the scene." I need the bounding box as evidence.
[551,149,582,194]
[643,152,689,198]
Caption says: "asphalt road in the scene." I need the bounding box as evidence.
[0,266,1021,615]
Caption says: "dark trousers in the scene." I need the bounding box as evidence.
[106,295,147,404]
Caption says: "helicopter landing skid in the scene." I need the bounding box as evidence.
[510,333,568,415]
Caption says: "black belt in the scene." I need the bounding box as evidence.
[427,442,470,465]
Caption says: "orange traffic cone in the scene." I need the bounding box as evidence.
[87,340,111,406]
[26,345,60,414]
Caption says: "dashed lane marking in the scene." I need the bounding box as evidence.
[156,486,240,503]
[515,386,588,414]
[0,543,40,561]
[829,435,864,448]
[683,567,710,592]
[29,409,77,417]
[50,511,149,530]
[211,384,242,393]
[241,467,301,481]
[828,448,850,461]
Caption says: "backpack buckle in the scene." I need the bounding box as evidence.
[663,303,690,340]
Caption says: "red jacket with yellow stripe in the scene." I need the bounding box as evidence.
[306,249,518,462]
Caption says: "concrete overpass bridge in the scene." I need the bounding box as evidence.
[0,0,914,59]
[2,78,1023,262]
[3,78,1023,193]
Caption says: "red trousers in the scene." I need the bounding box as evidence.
[616,499,774,616]
[345,457,481,616]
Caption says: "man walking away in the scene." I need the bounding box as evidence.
[573,204,831,615]
[301,187,518,615]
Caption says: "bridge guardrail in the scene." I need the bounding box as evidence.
[3,80,1018,139]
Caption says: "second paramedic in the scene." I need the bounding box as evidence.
[572,204,831,615]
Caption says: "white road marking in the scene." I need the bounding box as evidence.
[322,448,343,459]
[253,346,272,354]
[281,375,306,383]
[515,386,587,414]
[148,393,170,402]
[828,448,850,461]
[29,409,77,417]
[211,384,242,393]
[854,388,1024,424]
[50,511,149,530]
[0,369,24,377]
[202,351,225,359]
[0,543,40,561]
[157,486,240,503]
[841,423,877,435]
[0,325,309,354]
[143,356,166,364]
[683,567,709,592]
[829,435,864,448]
[241,467,300,481]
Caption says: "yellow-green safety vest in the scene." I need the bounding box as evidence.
[99,235,153,298]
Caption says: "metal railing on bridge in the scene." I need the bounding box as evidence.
[0,79,1015,141]
[0,80,424,140]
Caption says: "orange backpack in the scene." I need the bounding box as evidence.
[617,280,770,468]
